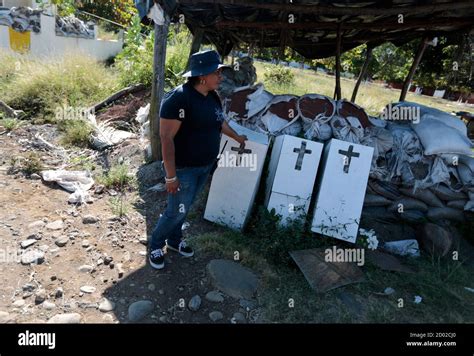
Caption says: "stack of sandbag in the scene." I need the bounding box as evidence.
[362,102,473,223]
[297,94,335,141]
[255,95,302,136]
[0,6,42,33]
[329,100,372,144]
[218,57,257,98]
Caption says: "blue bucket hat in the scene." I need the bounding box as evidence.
[182,50,230,78]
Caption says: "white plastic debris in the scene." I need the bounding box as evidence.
[383,239,420,257]
[41,170,94,204]
[414,295,423,304]
[384,287,395,295]
[135,104,150,125]
[88,114,135,150]
[464,287,474,293]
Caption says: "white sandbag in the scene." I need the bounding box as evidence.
[386,127,423,182]
[439,153,460,166]
[393,102,468,136]
[330,116,364,143]
[427,207,465,222]
[364,194,392,207]
[447,200,468,210]
[336,99,372,128]
[413,156,451,191]
[361,127,394,158]
[256,95,301,135]
[410,118,472,156]
[399,187,445,208]
[387,197,428,213]
[247,85,274,118]
[225,84,273,121]
[368,116,387,128]
[298,94,335,141]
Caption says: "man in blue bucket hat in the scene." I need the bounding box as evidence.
[149,50,247,270]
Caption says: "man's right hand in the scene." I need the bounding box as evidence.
[166,179,180,194]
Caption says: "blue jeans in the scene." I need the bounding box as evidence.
[150,161,214,251]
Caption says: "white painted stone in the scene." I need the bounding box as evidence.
[265,135,323,225]
[311,139,374,243]
[205,121,269,230]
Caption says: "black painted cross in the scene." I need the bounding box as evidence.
[231,145,252,166]
[338,145,360,174]
[293,141,312,171]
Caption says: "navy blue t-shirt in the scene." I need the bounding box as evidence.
[160,82,225,167]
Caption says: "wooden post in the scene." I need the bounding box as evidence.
[334,23,342,101]
[351,44,374,103]
[185,29,204,70]
[399,36,429,102]
[150,15,170,162]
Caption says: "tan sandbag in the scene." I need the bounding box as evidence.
[417,223,453,257]
[427,207,465,222]
[447,200,469,210]
[397,210,426,224]
[369,180,402,200]
[399,187,444,208]
[388,197,428,213]
[364,194,392,207]
[430,184,468,201]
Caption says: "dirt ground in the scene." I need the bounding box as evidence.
[0,123,259,324]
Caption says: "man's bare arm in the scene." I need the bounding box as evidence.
[160,118,182,193]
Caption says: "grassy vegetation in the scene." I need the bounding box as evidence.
[98,163,137,191]
[8,152,44,177]
[253,61,474,116]
[57,119,94,148]
[0,53,119,122]
[0,116,24,132]
[190,214,474,323]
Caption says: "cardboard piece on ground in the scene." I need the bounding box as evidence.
[289,248,364,293]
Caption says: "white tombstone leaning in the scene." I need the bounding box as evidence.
[265,135,323,225]
[204,120,269,230]
[311,139,374,243]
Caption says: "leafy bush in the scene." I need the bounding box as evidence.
[263,65,295,87]
[115,17,191,90]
